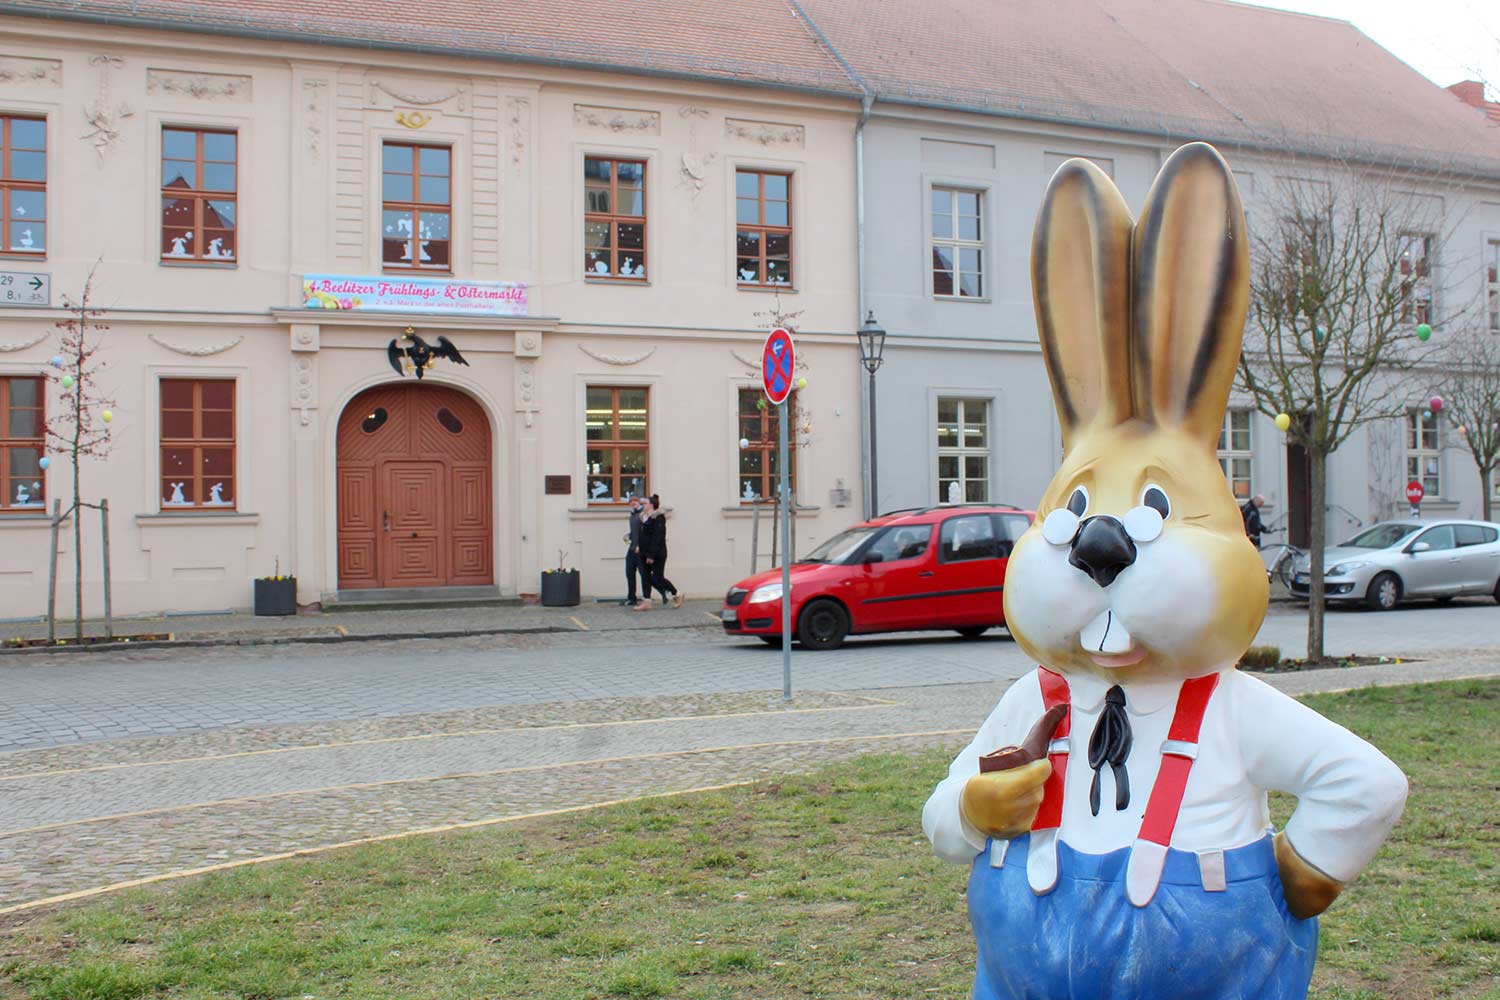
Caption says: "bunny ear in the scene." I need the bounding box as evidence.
[1032,158,1136,450]
[1130,142,1250,444]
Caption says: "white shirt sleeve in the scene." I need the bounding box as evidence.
[1232,672,1408,883]
[922,673,1043,864]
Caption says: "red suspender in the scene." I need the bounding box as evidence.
[1031,667,1071,831]
[1136,673,1220,846]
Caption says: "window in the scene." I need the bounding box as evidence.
[1486,238,1499,335]
[735,170,791,286]
[0,376,44,510]
[1397,232,1434,325]
[865,524,931,563]
[584,158,646,280]
[995,513,1030,556]
[940,514,1000,562]
[585,386,648,504]
[1413,524,1455,551]
[1455,524,1498,547]
[382,143,450,270]
[937,398,988,502]
[737,387,796,502]
[160,379,235,509]
[1217,409,1253,500]
[932,188,983,297]
[161,128,236,262]
[1406,409,1440,498]
[1,116,44,256]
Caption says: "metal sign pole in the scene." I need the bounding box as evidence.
[779,398,792,701]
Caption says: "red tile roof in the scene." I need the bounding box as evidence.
[797,0,1500,174]
[3,0,860,95]
[7,0,1499,174]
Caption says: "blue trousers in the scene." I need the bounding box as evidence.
[968,833,1317,1000]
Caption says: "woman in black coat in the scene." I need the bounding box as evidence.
[635,494,682,609]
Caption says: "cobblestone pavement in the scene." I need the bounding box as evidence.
[2,641,1497,914]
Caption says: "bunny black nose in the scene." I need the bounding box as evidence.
[1069,515,1137,588]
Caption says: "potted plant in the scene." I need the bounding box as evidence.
[254,558,297,617]
[540,549,580,607]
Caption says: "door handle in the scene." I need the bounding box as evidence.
[382,511,391,533]
[411,531,418,538]
[919,571,935,577]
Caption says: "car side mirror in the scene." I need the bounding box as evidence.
[1407,541,1431,554]
[863,551,885,564]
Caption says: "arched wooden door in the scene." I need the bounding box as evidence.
[337,383,492,589]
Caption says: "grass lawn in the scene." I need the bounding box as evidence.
[2,680,1496,1000]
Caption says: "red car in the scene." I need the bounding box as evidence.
[721,504,1035,650]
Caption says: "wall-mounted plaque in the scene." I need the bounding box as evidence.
[545,475,571,495]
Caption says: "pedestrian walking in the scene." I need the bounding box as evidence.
[624,495,648,607]
[635,493,683,610]
[1241,493,1266,549]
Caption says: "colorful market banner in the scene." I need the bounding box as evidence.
[301,274,529,317]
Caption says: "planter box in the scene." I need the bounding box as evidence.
[254,577,298,616]
[540,569,580,607]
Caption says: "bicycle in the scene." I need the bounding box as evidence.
[1252,516,1304,591]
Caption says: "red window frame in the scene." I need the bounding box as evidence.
[161,127,238,264]
[160,378,237,510]
[735,170,792,288]
[0,375,45,511]
[382,142,452,272]
[583,157,647,281]
[1,115,46,259]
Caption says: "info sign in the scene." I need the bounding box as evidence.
[0,270,49,307]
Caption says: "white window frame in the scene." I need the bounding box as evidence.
[1397,231,1435,326]
[930,186,984,299]
[1217,409,1253,501]
[1406,409,1441,498]
[1485,237,1499,335]
[937,397,989,503]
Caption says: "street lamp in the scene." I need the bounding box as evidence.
[857,311,886,518]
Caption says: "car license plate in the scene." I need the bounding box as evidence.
[1294,574,1309,585]
[719,609,737,622]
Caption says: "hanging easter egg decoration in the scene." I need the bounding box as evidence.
[1274,412,1291,432]
[1422,410,1432,420]
[60,374,74,389]
[1415,323,1432,341]
[796,376,808,390]
[1313,326,1326,343]
[38,456,49,470]
[1428,396,1443,413]
[738,438,750,450]
[101,409,114,423]
[49,355,63,368]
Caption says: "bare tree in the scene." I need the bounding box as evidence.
[1366,418,1403,525]
[1236,166,1446,660]
[1441,330,1500,521]
[44,265,115,640]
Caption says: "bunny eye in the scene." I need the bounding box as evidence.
[1142,485,1171,519]
[1066,486,1089,517]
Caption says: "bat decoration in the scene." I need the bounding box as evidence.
[387,328,470,380]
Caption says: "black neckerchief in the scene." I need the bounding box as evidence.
[1086,684,1133,816]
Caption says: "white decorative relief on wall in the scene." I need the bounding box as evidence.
[574,105,660,134]
[0,56,61,86]
[369,78,467,111]
[725,118,804,148]
[515,331,541,358]
[147,332,244,356]
[147,69,252,101]
[507,95,530,169]
[730,348,761,372]
[302,78,328,157]
[578,344,656,366]
[82,55,131,161]
[0,331,47,352]
[292,355,317,426]
[515,361,538,428]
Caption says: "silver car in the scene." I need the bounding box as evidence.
[1289,519,1500,610]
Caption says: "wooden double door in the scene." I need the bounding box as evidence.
[337,384,493,589]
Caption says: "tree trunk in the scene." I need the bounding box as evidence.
[1480,463,1494,524]
[1306,446,1327,662]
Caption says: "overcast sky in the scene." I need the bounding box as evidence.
[1247,0,1499,94]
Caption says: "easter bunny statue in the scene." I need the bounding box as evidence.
[922,143,1407,1000]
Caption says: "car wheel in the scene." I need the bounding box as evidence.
[955,626,990,639]
[1493,577,1500,606]
[758,635,781,646]
[797,599,849,651]
[1366,572,1401,611]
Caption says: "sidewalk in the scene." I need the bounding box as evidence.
[1,597,727,652]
